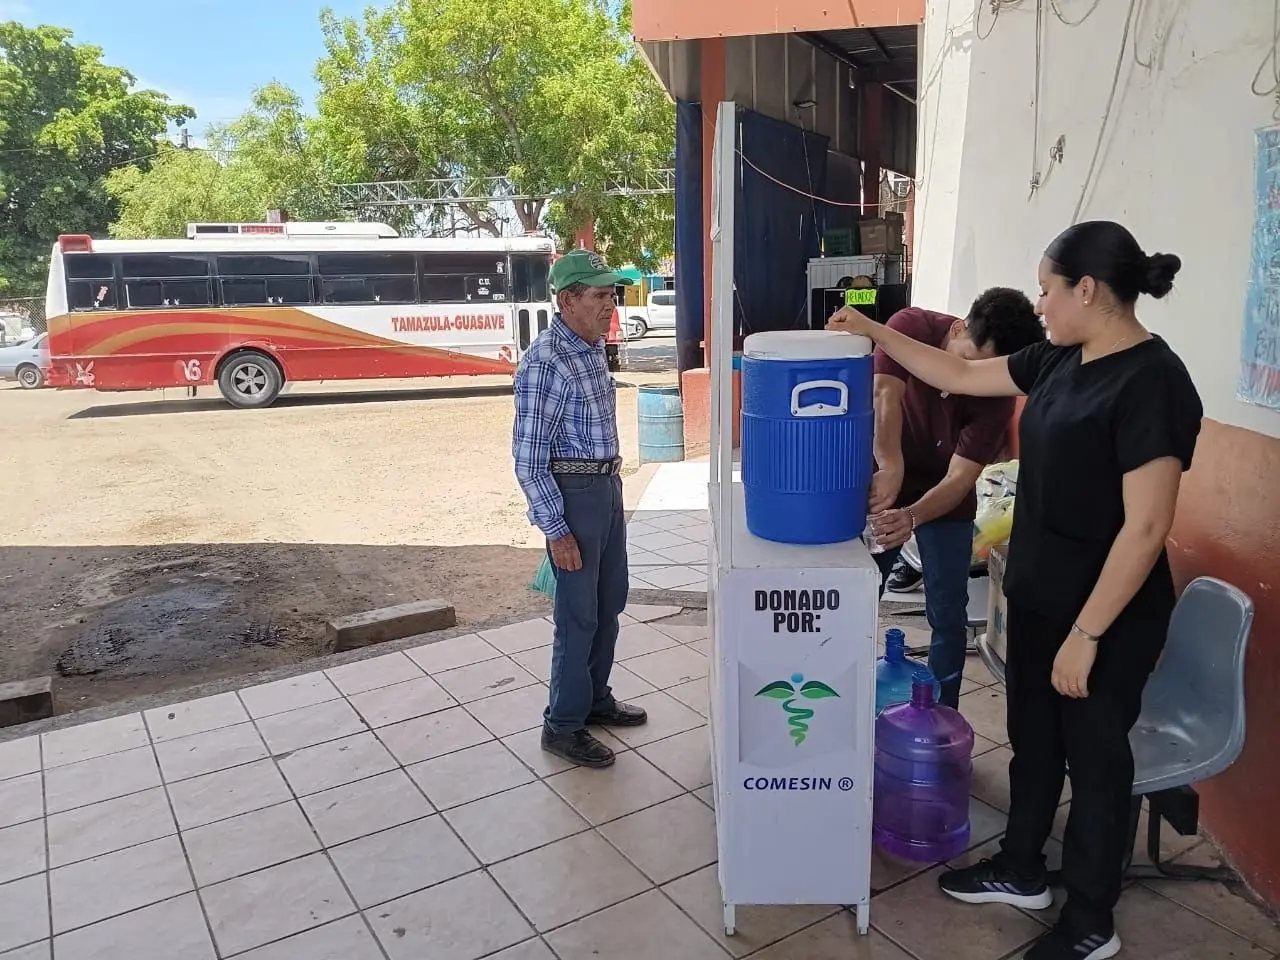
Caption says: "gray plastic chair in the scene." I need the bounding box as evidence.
[980,577,1254,883]
[1124,577,1254,881]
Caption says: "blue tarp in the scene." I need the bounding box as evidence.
[674,99,704,362]
[734,108,830,335]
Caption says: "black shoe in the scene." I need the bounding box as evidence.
[586,700,649,727]
[937,858,1054,910]
[886,563,923,594]
[541,727,616,768]
[1024,923,1121,960]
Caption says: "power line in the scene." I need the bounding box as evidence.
[333,169,676,208]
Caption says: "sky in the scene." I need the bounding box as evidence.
[5,0,370,134]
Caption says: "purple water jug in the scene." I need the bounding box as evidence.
[872,669,975,862]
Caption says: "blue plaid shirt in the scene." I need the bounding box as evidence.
[513,314,619,539]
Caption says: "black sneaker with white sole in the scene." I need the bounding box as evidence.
[1024,923,1121,960]
[937,858,1054,910]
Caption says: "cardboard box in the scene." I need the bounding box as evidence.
[858,218,904,256]
[986,543,1008,666]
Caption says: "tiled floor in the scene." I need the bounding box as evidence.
[628,461,711,593]
[0,605,1275,960]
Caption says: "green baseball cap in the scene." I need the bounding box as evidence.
[549,250,632,293]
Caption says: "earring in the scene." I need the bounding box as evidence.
[1084,299,1091,306]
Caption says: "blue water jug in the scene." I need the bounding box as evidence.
[740,330,874,545]
[873,669,975,862]
[875,628,939,715]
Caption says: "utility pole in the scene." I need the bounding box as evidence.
[179,127,190,150]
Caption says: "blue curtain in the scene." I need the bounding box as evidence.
[674,100,704,363]
[734,108,831,335]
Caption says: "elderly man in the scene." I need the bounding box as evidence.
[512,249,648,768]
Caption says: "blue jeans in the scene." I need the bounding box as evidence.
[545,474,629,734]
[872,519,973,708]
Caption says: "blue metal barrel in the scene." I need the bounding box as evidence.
[638,385,685,463]
[741,330,874,544]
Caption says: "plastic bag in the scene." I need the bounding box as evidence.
[973,496,1015,560]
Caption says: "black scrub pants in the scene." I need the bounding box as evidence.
[998,600,1168,933]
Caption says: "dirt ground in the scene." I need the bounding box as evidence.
[0,346,676,714]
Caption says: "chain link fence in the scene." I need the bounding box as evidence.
[0,297,47,342]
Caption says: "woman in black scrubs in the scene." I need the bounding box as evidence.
[829,220,1202,960]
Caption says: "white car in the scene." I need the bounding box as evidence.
[0,333,49,389]
[623,290,677,338]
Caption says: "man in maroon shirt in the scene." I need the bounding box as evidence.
[830,289,1044,706]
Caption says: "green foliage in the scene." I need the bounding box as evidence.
[104,148,263,238]
[105,84,345,238]
[0,22,191,293]
[314,0,674,260]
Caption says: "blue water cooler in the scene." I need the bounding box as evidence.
[741,330,875,545]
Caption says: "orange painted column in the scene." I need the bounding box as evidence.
[573,222,596,251]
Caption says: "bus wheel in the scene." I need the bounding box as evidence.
[16,365,43,389]
[218,351,283,408]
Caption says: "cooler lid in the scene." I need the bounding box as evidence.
[743,330,873,361]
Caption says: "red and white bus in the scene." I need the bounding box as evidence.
[44,222,564,408]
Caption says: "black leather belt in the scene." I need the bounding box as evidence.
[550,458,622,476]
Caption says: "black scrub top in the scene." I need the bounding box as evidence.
[1002,335,1203,625]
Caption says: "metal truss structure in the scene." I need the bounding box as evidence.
[332,168,675,209]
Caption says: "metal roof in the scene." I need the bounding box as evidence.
[803,25,919,97]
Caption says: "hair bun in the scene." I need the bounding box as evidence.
[1142,252,1182,299]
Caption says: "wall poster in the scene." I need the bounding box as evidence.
[1239,124,1280,410]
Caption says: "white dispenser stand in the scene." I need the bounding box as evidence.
[706,101,880,937]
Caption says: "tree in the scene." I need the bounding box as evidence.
[314,0,674,266]
[104,148,266,238]
[105,84,345,238]
[0,22,191,293]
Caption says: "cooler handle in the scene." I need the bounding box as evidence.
[790,379,848,417]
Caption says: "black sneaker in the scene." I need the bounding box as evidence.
[541,727,616,768]
[587,700,648,727]
[887,562,923,594]
[937,858,1054,910]
[1024,923,1121,960]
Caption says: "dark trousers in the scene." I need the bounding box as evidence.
[871,519,973,708]
[545,474,629,735]
[999,600,1167,932]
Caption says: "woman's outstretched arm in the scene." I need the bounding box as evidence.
[826,307,1024,398]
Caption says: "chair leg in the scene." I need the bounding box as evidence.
[1123,790,1241,884]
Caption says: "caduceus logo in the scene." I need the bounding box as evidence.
[754,673,839,746]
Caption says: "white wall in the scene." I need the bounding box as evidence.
[913,0,1280,436]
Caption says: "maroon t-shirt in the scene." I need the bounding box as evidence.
[874,307,1012,523]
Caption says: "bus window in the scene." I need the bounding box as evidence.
[121,254,212,308]
[217,254,314,306]
[215,255,311,277]
[223,277,313,306]
[64,254,117,311]
[466,275,506,303]
[419,275,467,303]
[317,253,417,305]
[421,253,508,303]
[511,255,550,303]
[320,276,417,305]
